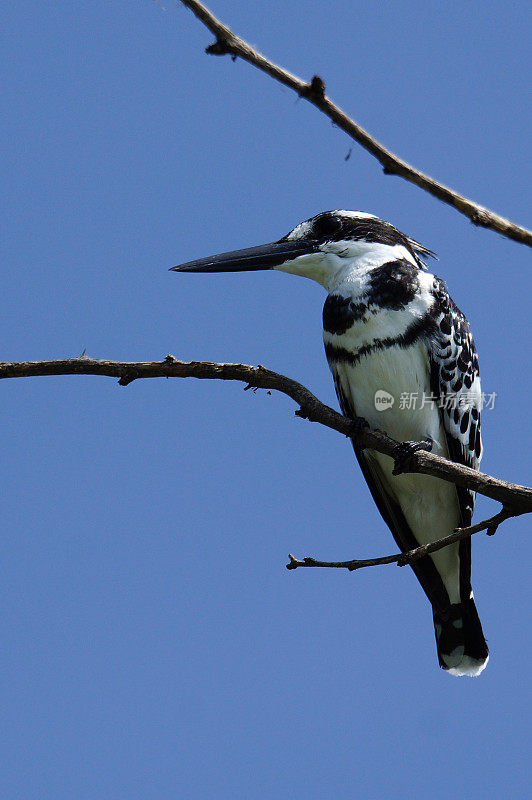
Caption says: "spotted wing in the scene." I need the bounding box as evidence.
[427,277,482,528]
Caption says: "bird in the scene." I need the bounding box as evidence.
[171,210,489,676]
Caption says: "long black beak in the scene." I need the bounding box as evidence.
[170,240,314,273]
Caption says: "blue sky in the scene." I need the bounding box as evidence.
[2,1,531,797]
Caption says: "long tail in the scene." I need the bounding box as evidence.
[433,596,489,677]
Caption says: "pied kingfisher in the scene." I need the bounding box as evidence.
[172,210,489,677]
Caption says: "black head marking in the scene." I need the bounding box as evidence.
[280,211,436,268]
[312,212,344,239]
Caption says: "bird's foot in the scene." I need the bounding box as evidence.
[351,415,369,433]
[392,437,433,475]
[350,415,369,447]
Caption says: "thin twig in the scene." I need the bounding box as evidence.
[286,508,515,572]
[1,355,530,514]
[179,0,532,248]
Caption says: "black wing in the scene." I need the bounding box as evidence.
[426,277,483,599]
[428,277,482,525]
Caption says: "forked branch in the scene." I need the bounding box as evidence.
[1,355,530,568]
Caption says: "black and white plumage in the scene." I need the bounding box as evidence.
[172,210,489,676]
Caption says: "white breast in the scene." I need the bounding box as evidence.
[332,341,462,604]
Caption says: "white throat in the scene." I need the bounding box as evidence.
[275,241,419,293]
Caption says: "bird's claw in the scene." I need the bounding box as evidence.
[392,437,433,475]
[352,415,369,432]
[350,415,369,447]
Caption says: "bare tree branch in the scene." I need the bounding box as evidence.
[1,356,530,520]
[286,508,514,572]
[179,0,532,248]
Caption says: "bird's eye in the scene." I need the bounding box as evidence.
[313,214,342,239]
